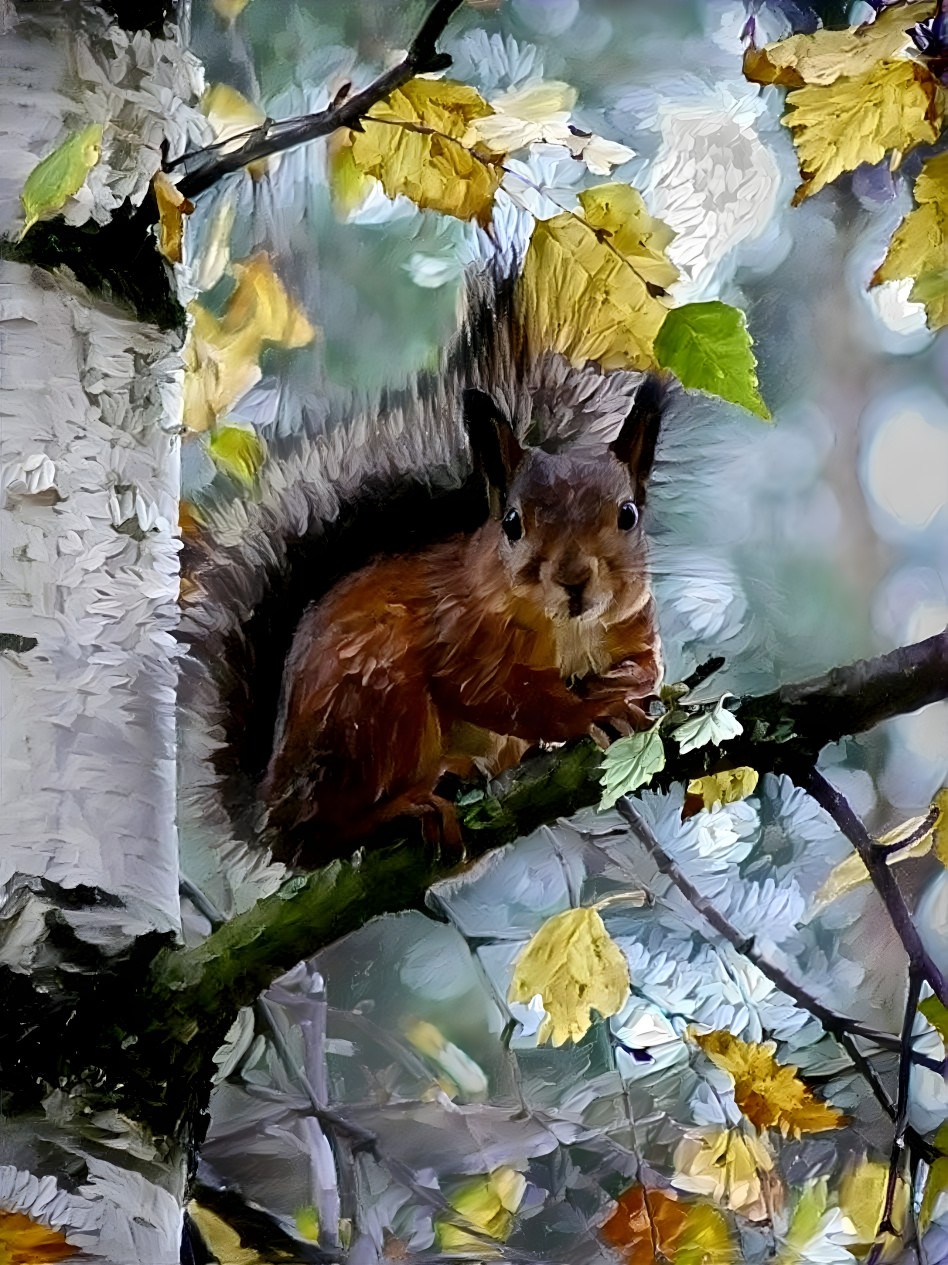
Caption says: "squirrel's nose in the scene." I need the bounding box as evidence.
[562,580,588,617]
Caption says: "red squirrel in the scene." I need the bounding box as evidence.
[260,380,664,860]
[181,271,666,869]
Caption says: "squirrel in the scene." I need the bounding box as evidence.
[179,267,667,870]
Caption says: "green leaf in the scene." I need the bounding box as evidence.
[599,725,665,811]
[20,124,104,239]
[207,425,265,485]
[654,301,770,420]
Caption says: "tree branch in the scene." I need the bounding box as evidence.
[805,769,948,1008]
[141,630,947,1128]
[170,0,465,200]
[613,796,904,1053]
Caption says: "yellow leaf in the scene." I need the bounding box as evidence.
[920,1124,948,1232]
[673,1127,775,1220]
[812,793,946,912]
[687,767,759,811]
[327,129,373,220]
[152,170,193,264]
[600,1185,732,1265]
[183,252,317,432]
[471,79,577,154]
[873,155,948,329]
[839,1157,906,1245]
[508,906,631,1046]
[783,58,944,205]
[811,851,871,912]
[212,0,252,19]
[689,1028,845,1138]
[349,78,501,226]
[207,425,265,485]
[0,1209,72,1263]
[743,1,937,88]
[187,1201,266,1263]
[517,182,677,371]
[19,123,103,239]
[437,1167,526,1253]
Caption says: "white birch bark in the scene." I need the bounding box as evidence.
[0,4,205,1259]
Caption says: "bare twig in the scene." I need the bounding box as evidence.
[881,970,922,1237]
[876,803,941,859]
[171,0,465,199]
[613,796,908,1055]
[805,770,948,1009]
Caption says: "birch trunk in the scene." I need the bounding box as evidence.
[0,3,202,1258]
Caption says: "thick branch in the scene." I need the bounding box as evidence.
[146,632,947,1078]
[171,0,465,199]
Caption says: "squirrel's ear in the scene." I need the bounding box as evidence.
[610,373,667,494]
[462,389,524,514]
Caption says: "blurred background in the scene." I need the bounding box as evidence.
[179,1,948,1257]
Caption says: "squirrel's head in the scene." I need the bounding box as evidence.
[463,374,665,628]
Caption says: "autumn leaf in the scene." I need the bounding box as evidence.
[920,1123,948,1232]
[673,1127,776,1220]
[437,1167,526,1253]
[472,79,577,154]
[20,123,103,239]
[689,1028,845,1138]
[654,302,770,419]
[327,129,374,220]
[187,1201,267,1264]
[687,767,759,811]
[508,906,631,1046]
[212,0,252,20]
[0,1210,72,1264]
[517,182,677,371]
[920,994,948,1045]
[811,792,945,912]
[599,724,665,811]
[873,153,948,329]
[783,58,944,205]
[743,1,937,88]
[600,1185,731,1265]
[152,170,193,264]
[839,1157,907,1245]
[672,695,743,755]
[206,425,266,485]
[184,252,317,432]
[348,78,501,226]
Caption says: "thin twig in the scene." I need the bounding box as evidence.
[171,0,465,199]
[876,803,941,859]
[614,796,906,1054]
[805,770,948,1008]
[881,970,923,1237]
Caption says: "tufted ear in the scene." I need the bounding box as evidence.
[462,389,525,517]
[609,373,667,499]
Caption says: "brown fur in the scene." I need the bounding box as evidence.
[262,403,663,865]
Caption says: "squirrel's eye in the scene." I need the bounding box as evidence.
[502,508,522,542]
[618,500,640,531]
